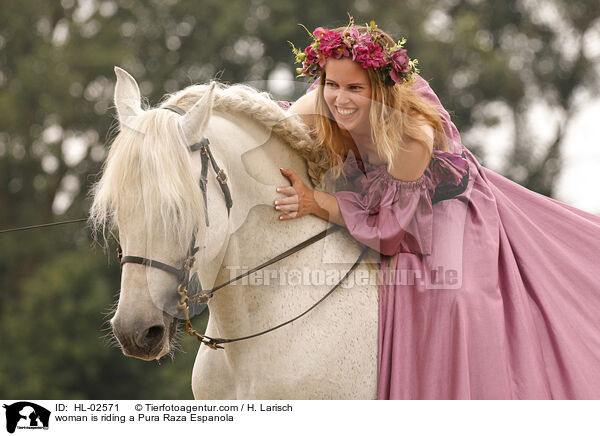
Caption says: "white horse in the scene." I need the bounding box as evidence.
[90,67,379,399]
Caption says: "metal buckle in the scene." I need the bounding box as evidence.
[176,283,188,299]
[216,169,227,184]
[201,338,224,350]
[183,255,195,270]
[192,293,212,305]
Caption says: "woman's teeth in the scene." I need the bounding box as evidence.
[337,107,358,116]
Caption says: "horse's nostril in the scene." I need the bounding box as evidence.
[141,325,165,347]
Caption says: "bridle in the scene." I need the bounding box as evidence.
[118,104,369,350]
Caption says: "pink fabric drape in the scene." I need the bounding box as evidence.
[279,74,600,399]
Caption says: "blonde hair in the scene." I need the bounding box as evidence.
[312,26,448,179]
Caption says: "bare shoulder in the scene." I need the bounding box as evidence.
[288,89,317,129]
[388,114,435,182]
[412,113,435,143]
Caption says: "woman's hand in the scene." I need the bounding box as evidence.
[275,168,316,220]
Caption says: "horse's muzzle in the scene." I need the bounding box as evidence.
[112,316,173,360]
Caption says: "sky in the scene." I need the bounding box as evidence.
[555,99,600,214]
[465,95,600,215]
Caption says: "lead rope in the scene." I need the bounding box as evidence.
[173,226,343,349]
[118,227,365,350]
[178,245,370,350]
[0,218,88,234]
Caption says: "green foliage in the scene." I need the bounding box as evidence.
[0,244,206,399]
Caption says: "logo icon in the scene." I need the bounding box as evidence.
[2,402,50,434]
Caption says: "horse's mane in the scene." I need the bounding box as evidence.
[90,82,327,248]
[162,82,329,186]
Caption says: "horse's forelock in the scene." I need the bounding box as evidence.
[90,108,205,250]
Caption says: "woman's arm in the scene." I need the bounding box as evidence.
[275,118,435,225]
[311,190,347,227]
[388,118,435,181]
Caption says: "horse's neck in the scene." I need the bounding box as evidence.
[205,111,316,231]
[192,112,379,398]
[202,111,332,334]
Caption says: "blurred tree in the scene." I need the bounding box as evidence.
[0,244,206,398]
[389,0,600,196]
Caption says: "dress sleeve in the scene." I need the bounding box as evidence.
[277,100,293,111]
[333,150,469,256]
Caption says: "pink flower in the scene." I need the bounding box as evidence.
[314,28,348,62]
[388,48,411,83]
[343,28,361,45]
[352,41,386,69]
[292,20,417,85]
[312,27,329,39]
[302,44,325,69]
[304,44,319,64]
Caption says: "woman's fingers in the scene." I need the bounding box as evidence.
[276,186,296,195]
[279,211,298,220]
[280,168,299,184]
[276,203,298,212]
[276,170,306,221]
[275,193,298,212]
[275,194,298,205]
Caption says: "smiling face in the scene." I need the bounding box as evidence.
[323,57,373,140]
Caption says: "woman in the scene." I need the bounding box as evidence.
[275,19,600,399]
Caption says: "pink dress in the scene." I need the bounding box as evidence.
[280,76,600,399]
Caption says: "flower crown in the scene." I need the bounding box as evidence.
[289,16,419,86]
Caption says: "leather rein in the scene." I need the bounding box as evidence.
[118,104,368,350]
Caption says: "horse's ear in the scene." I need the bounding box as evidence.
[114,66,142,126]
[181,82,216,144]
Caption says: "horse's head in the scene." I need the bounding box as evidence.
[90,67,232,360]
